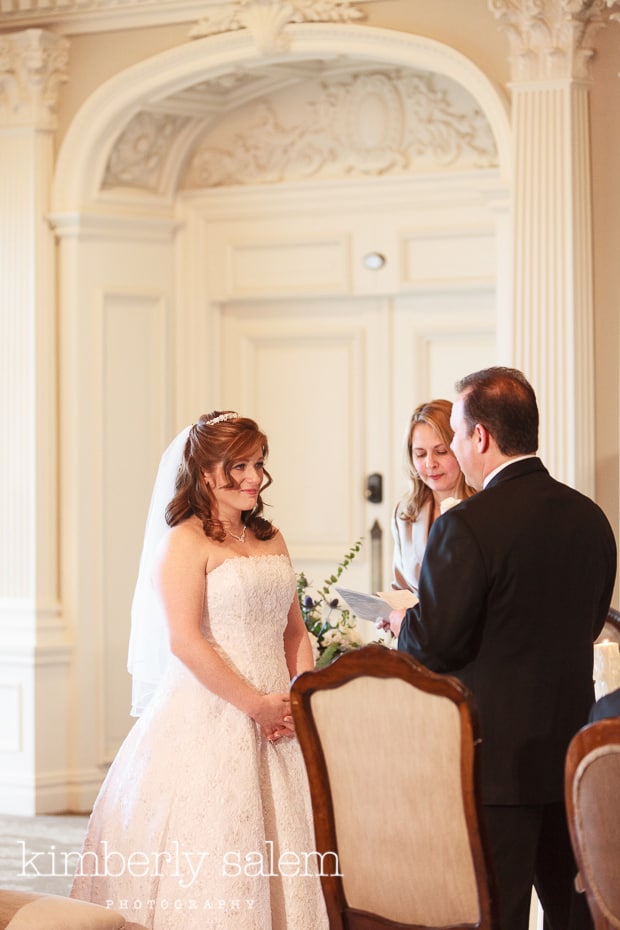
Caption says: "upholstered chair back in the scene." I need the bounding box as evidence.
[566,718,620,930]
[291,644,498,930]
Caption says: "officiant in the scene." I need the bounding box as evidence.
[389,398,475,596]
[390,368,616,930]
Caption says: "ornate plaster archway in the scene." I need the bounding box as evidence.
[52,23,512,211]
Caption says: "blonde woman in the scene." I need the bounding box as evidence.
[391,398,475,595]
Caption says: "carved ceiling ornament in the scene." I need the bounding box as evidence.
[103,111,191,189]
[190,0,369,54]
[0,1,375,34]
[488,0,611,81]
[606,0,620,22]
[179,68,498,190]
[0,29,69,129]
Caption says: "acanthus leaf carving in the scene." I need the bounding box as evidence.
[489,0,609,80]
[190,0,367,55]
[0,29,69,129]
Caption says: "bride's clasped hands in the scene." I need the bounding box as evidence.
[252,691,296,743]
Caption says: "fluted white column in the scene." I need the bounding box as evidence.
[0,29,70,813]
[512,78,593,491]
[490,0,610,494]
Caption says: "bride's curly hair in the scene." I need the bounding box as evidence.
[165,412,277,541]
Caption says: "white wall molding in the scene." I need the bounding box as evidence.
[49,211,180,240]
[0,0,209,33]
[0,767,101,817]
[0,0,378,36]
[0,601,66,650]
[179,170,506,219]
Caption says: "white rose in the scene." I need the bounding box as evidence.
[322,629,344,647]
[342,627,363,648]
[440,497,462,515]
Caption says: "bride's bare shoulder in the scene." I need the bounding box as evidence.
[161,516,212,560]
[263,528,289,558]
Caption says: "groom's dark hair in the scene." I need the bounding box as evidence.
[456,367,539,456]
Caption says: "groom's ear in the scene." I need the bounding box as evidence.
[473,423,491,453]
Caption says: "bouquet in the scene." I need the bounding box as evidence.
[297,540,363,668]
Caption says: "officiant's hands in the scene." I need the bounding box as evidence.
[388,608,406,638]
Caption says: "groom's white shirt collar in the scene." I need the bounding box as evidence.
[483,454,537,489]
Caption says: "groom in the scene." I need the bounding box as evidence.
[391,367,616,930]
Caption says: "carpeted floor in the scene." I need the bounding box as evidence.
[0,813,89,896]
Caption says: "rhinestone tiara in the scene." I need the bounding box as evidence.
[206,412,239,427]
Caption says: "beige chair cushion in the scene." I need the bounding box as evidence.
[310,676,479,926]
[0,891,125,930]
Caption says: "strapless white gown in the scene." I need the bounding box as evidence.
[71,555,329,930]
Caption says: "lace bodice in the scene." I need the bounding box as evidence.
[203,554,294,692]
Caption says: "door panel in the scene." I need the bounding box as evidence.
[391,291,497,503]
[221,298,385,599]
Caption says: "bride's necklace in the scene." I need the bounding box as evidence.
[227,525,247,543]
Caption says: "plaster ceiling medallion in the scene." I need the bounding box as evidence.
[190,0,369,54]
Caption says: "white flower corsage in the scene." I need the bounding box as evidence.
[440,497,462,515]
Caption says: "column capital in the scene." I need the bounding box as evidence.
[488,0,610,81]
[0,29,69,130]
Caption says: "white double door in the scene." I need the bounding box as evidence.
[218,290,496,618]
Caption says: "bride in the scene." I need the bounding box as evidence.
[71,412,329,930]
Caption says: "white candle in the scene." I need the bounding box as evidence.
[593,640,620,700]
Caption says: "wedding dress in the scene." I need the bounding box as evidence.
[71,554,329,930]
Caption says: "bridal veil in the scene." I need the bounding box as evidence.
[127,426,190,716]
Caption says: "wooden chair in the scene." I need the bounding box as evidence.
[565,718,620,930]
[290,643,499,930]
[597,607,620,646]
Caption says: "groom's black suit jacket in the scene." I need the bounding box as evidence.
[398,457,617,805]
